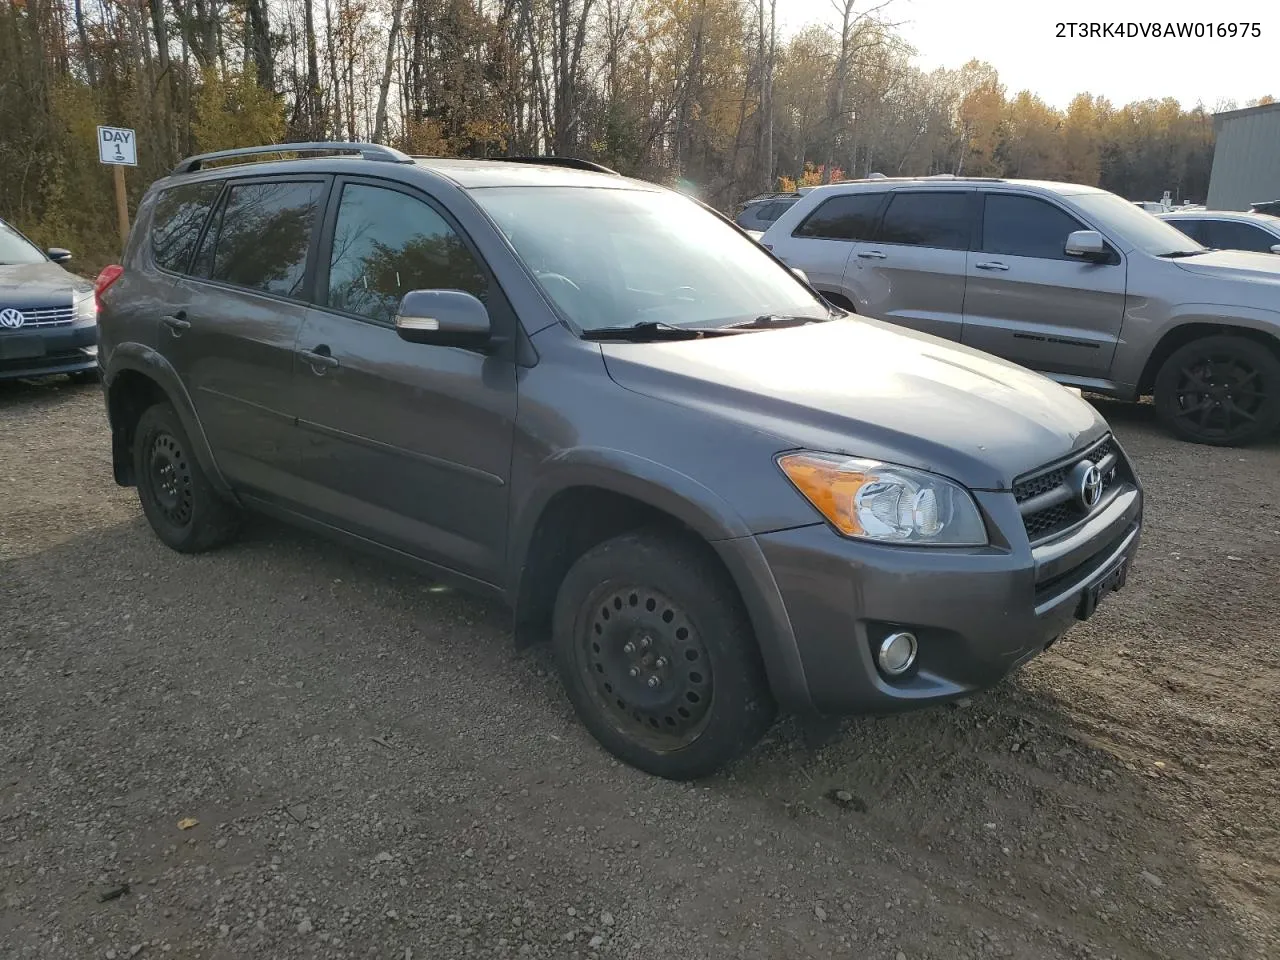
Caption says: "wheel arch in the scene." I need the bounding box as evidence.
[105,344,235,499]
[508,454,813,712]
[1138,319,1280,395]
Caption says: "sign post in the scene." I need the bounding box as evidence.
[97,125,137,248]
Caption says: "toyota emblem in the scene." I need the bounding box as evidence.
[1071,461,1104,510]
[0,307,25,329]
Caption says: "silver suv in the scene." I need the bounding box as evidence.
[761,177,1280,446]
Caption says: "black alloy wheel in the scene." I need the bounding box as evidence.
[1154,335,1280,446]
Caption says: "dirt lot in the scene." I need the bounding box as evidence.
[1,379,1277,960]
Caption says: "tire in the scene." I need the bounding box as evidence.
[133,402,239,553]
[1153,335,1280,446]
[552,530,776,780]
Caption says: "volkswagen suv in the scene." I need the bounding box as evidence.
[96,144,1143,779]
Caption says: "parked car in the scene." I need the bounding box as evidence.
[0,217,98,383]
[1249,199,1280,217]
[761,175,1280,446]
[97,143,1143,779]
[735,192,802,233]
[1159,209,1280,255]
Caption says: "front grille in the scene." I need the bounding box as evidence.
[0,305,75,328]
[1014,436,1124,543]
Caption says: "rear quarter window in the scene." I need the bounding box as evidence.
[793,193,885,241]
[150,181,223,273]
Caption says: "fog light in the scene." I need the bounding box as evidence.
[877,631,917,676]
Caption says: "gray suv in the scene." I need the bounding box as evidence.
[97,143,1143,779]
[761,177,1280,446]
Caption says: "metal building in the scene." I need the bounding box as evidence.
[1207,102,1280,211]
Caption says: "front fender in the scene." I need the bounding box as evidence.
[105,343,236,500]
[1114,302,1280,389]
[508,447,815,712]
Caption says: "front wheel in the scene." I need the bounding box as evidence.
[552,530,776,780]
[1153,335,1280,446]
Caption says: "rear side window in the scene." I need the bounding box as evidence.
[758,200,794,223]
[877,192,971,249]
[981,194,1086,260]
[208,180,325,297]
[1203,220,1277,253]
[793,193,884,240]
[1166,218,1206,244]
[151,181,222,273]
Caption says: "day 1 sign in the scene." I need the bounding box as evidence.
[98,126,137,166]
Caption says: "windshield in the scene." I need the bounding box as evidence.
[472,186,828,331]
[1071,192,1206,256]
[0,219,46,265]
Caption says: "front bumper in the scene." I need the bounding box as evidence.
[0,324,97,380]
[739,483,1142,714]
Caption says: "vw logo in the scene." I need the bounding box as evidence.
[1071,460,1104,511]
[0,307,25,329]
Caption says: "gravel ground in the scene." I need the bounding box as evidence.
[1,378,1277,960]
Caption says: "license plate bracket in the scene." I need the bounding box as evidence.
[0,335,46,361]
[1076,555,1129,621]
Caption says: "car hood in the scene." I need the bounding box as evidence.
[0,261,91,305]
[600,318,1108,490]
[1172,249,1280,285]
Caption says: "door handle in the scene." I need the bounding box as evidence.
[161,311,190,333]
[857,250,887,260]
[974,261,1010,271]
[298,347,339,371]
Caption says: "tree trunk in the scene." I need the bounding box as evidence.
[372,0,406,142]
[245,0,274,91]
[74,0,97,85]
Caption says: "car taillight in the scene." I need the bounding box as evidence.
[95,265,124,312]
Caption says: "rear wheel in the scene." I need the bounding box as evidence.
[133,402,240,552]
[552,530,776,780]
[1153,335,1280,446]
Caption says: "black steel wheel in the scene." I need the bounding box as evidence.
[147,431,195,528]
[133,402,240,552]
[578,584,714,750]
[552,530,776,780]
[1154,335,1280,447]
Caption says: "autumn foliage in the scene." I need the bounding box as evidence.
[0,1,1270,269]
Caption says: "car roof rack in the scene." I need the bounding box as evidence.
[172,141,412,175]
[493,156,621,175]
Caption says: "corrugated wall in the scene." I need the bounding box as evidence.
[1207,106,1280,210]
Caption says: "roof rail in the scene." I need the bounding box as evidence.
[495,156,621,175]
[172,141,412,175]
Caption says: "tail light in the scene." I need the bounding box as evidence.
[94,265,124,312]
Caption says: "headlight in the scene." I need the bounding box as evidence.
[778,452,987,546]
[74,293,97,324]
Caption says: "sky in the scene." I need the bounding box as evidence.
[779,0,1273,111]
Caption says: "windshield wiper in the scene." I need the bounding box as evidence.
[580,321,746,341]
[1158,249,1214,258]
[726,314,831,330]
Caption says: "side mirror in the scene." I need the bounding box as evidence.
[790,267,810,284]
[1271,244,1280,255]
[1064,230,1107,261]
[395,290,491,349]
[47,248,72,264]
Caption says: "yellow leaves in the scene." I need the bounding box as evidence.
[192,68,285,156]
[177,817,199,830]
